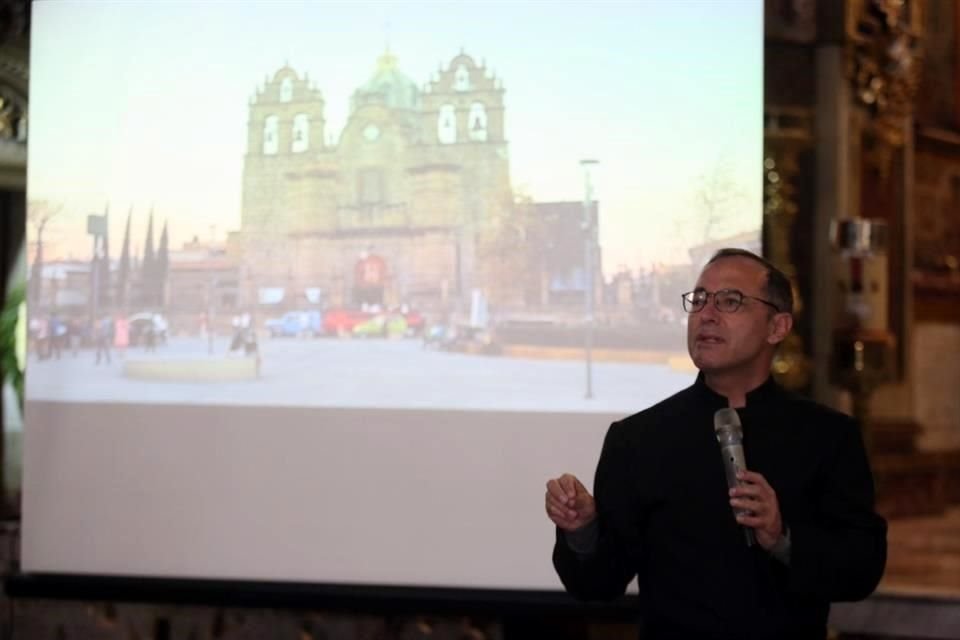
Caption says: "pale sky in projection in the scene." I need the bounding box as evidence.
[27,0,762,274]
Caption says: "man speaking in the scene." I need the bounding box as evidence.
[545,249,886,640]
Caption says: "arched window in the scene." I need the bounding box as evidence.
[280,77,293,102]
[292,114,309,153]
[263,115,279,155]
[468,102,487,141]
[437,104,456,144]
[454,64,470,92]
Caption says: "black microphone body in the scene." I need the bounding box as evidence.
[714,408,756,547]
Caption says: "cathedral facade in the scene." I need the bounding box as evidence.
[233,51,514,313]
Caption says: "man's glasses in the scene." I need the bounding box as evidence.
[681,288,781,314]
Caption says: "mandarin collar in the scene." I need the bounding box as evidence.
[692,371,782,409]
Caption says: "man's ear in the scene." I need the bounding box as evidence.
[767,312,793,345]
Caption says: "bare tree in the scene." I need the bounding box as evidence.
[697,160,746,243]
[675,156,748,249]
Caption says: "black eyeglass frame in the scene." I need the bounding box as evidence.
[680,288,782,314]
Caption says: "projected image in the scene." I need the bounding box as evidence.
[25,1,762,413]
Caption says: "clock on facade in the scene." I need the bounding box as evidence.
[363,123,380,141]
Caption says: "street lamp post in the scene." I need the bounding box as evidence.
[87,213,107,328]
[580,159,598,400]
[207,278,217,355]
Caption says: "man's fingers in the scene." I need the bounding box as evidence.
[546,498,585,529]
[546,503,571,520]
[737,470,772,490]
[546,474,594,528]
[729,489,762,503]
[735,510,777,531]
[729,482,770,499]
[546,485,582,515]
[546,502,579,522]
[546,479,569,503]
[546,490,575,514]
[728,471,782,544]
[730,497,764,515]
[735,512,765,528]
[558,474,580,500]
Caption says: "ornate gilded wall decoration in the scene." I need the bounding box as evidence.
[0,0,28,120]
[0,90,26,143]
[764,107,814,390]
[846,0,924,154]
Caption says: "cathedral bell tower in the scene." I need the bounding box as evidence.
[421,52,505,146]
[241,66,326,231]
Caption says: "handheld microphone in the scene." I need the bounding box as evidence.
[714,408,756,547]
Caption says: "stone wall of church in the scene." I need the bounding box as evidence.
[238,53,516,312]
[296,230,460,308]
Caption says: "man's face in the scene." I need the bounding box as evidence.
[686,257,784,377]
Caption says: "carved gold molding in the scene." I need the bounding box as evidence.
[0,0,28,189]
[846,0,924,170]
[765,106,814,390]
[0,88,26,142]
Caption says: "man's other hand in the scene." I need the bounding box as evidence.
[545,473,597,532]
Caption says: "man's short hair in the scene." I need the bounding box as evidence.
[706,248,794,315]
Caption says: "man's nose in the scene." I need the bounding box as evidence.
[699,298,722,322]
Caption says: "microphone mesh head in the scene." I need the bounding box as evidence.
[713,408,743,445]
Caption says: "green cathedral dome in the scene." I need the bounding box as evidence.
[350,51,420,113]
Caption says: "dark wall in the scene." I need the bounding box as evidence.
[0,189,25,300]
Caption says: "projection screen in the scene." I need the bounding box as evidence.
[22,0,763,593]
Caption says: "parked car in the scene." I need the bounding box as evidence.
[423,323,498,354]
[265,310,323,338]
[393,306,425,335]
[352,314,409,338]
[128,312,168,347]
[351,315,386,338]
[423,323,455,349]
[322,308,374,336]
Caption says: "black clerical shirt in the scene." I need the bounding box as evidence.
[552,374,887,640]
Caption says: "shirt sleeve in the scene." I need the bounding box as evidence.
[552,421,643,601]
[768,526,791,566]
[786,415,887,601]
[564,518,599,555]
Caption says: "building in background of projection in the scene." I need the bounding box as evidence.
[232,51,526,314]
